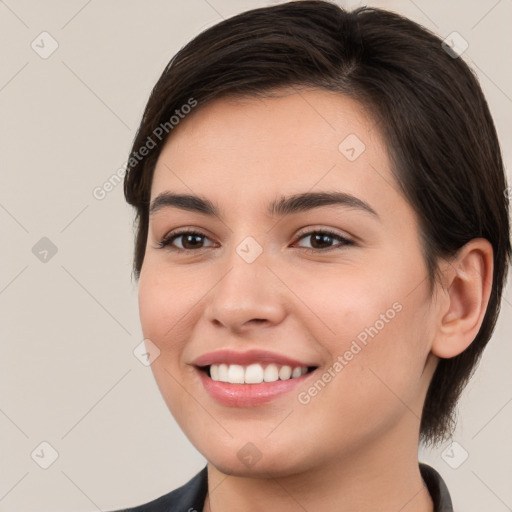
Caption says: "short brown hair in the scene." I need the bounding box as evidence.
[124,0,511,445]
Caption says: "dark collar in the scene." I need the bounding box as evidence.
[115,462,453,512]
[419,463,454,511]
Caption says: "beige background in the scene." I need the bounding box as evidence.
[0,0,511,511]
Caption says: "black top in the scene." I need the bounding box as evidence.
[111,463,453,512]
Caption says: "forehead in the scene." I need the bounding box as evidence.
[150,89,401,216]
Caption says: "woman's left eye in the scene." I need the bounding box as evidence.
[157,229,354,252]
[293,230,355,252]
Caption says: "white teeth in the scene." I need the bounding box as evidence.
[209,363,308,384]
[218,363,229,382]
[228,364,245,384]
[210,364,219,381]
[245,363,264,384]
[263,363,279,382]
[278,365,292,380]
[291,366,302,378]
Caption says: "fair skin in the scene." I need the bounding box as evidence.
[138,88,493,512]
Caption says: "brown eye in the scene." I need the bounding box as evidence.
[294,230,354,252]
[158,230,215,251]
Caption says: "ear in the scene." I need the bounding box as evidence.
[431,238,494,359]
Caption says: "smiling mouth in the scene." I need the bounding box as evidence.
[200,363,318,384]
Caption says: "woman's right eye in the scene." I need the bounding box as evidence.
[158,229,215,252]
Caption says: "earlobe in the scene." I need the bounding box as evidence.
[431,238,494,359]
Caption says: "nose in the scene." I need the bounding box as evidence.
[204,245,287,335]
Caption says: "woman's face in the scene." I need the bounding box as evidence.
[138,89,440,476]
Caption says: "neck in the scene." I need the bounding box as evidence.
[204,423,434,512]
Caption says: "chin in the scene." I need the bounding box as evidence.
[208,457,298,479]
[200,440,311,479]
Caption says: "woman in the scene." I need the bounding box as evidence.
[112,2,510,510]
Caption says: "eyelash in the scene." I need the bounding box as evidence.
[157,228,355,254]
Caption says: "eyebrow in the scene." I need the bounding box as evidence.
[149,191,379,220]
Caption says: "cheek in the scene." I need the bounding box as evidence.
[292,301,433,454]
[138,266,203,424]
[290,257,432,407]
[284,258,407,351]
[138,264,193,360]
[138,271,168,341]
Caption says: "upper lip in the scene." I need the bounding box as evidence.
[193,349,317,368]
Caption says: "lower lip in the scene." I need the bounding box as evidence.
[197,368,313,407]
